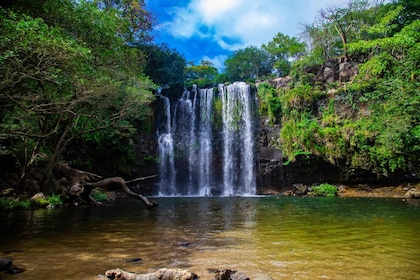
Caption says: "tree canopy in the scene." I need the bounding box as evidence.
[0,0,156,187]
[224,46,274,82]
[262,33,306,76]
[261,0,420,177]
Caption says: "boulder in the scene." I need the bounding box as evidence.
[293,184,308,196]
[0,257,12,271]
[105,268,198,280]
[404,188,420,199]
[212,269,249,280]
[338,61,358,83]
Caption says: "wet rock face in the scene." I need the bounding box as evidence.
[256,117,343,193]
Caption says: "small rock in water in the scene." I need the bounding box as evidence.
[179,242,192,247]
[0,257,12,271]
[7,266,25,274]
[124,258,143,263]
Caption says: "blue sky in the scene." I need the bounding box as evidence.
[145,0,349,70]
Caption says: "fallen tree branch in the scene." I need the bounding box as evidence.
[83,177,157,209]
[57,164,157,209]
[126,174,158,184]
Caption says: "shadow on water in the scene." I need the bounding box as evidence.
[0,197,419,279]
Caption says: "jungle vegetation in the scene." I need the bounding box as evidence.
[0,0,418,197]
[185,0,419,179]
[0,0,161,191]
[257,0,420,178]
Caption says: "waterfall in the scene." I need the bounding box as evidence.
[157,82,256,196]
[157,95,176,196]
[197,88,214,196]
[221,82,255,196]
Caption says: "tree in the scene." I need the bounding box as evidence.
[300,19,342,63]
[262,32,306,76]
[138,43,186,88]
[184,60,218,88]
[279,2,420,176]
[224,46,273,82]
[0,2,156,191]
[95,0,154,43]
[319,0,383,59]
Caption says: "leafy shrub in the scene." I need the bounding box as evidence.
[91,188,109,202]
[47,193,63,208]
[311,183,338,197]
[257,82,282,124]
[0,197,31,210]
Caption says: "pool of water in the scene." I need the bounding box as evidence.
[0,196,419,279]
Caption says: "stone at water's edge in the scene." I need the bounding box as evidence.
[104,268,198,280]
[404,187,420,199]
[0,257,12,271]
[0,257,24,274]
[101,268,271,280]
[212,269,250,280]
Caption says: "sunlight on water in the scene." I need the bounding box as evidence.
[0,197,419,280]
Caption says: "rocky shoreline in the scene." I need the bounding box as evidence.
[260,183,420,199]
[337,184,420,199]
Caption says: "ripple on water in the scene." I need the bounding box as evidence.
[0,197,419,280]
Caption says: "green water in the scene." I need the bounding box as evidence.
[0,197,419,279]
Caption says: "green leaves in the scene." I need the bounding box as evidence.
[185,60,218,88]
[262,32,306,76]
[224,46,274,82]
[0,1,156,179]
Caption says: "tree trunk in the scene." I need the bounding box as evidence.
[83,177,157,209]
[57,164,157,209]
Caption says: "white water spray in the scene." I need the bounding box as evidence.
[157,83,255,196]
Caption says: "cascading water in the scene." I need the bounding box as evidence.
[221,83,255,196]
[157,94,176,195]
[157,82,256,196]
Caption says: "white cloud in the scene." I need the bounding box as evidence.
[201,54,228,70]
[162,0,349,51]
[192,0,244,24]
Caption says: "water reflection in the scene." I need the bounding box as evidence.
[0,197,419,280]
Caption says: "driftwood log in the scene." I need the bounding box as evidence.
[105,268,198,280]
[56,164,157,209]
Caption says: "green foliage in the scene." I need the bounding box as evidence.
[311,184,338,197]
[138,43,186,87]
[185,60,218,88]
[90,188,109,202]
[29,193,63,208]
[0,1,156,183]
[280,84,324,112]
[262,32,306,76]
[257,82,282,124]
[212,97,224,129]
[280,112,322,161]
[282,150,312,165]
[47,193,63,208]
[0,197,31,210]
[224,46,274,82]
[278,1,420,177]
